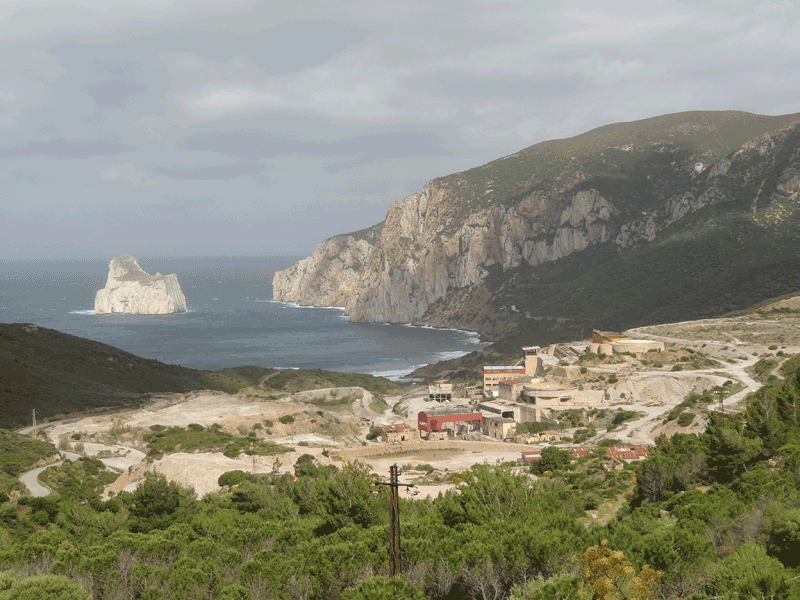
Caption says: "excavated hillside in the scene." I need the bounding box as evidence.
[273,110,800,344]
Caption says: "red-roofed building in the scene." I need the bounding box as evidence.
[520,451,542,463]
[604,445,650,461]
[381,424,414,443]
[418,409,483,439]
[568,448,590,458]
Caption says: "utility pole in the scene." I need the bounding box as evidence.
[31,409,36,439]
[373,464,415,577]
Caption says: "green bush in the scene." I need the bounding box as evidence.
[677,412,695,427]
[218,470,248,487]
[278,415,295,425]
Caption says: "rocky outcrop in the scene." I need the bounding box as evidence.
[95,255,187,314]
[273,112,800,334]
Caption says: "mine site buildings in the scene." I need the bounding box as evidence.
[482,346,543,393]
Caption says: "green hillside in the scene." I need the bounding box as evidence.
[0,323,273,429]
[436,110,800,220]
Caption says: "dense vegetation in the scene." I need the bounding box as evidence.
[3,365,800,599]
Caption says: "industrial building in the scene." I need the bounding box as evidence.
[482,345,543,394]
[417,407,483,439]
[428,380,453,402]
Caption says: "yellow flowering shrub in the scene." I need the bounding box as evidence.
[573,540,662,600]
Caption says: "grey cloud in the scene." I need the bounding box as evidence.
[155,162,259,180]
[440,78,582,98]
[84,80,148,108]
[53,20,368,79]
[180,129,452,161]
[0,139,133,159]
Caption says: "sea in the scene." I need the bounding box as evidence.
[0,256,486,380]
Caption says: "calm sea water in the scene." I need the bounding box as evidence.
[0,256,485,379]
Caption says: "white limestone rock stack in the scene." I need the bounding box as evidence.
[95,255,187,314]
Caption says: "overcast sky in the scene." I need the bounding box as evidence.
[2,0,798,260]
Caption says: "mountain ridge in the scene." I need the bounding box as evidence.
[273,110,800,344]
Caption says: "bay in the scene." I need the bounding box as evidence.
[0,256,485,379]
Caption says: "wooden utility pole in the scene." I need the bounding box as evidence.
[31,409,36,439]
[373,464,415,577]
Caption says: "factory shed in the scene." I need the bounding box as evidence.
[418,408,483,438]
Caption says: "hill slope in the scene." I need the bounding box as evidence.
[0,323,276,428]
[273,110,800,344]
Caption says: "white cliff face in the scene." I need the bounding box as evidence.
[274,184,619,324]
[271,235,373,314]
[95,256,187,314]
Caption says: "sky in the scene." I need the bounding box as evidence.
[1,0,799,260]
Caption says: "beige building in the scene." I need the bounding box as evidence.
[483,365,526,394]
[483,415,516,440]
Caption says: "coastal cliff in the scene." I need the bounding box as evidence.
[273,111,800,340]
[95,255,187,315]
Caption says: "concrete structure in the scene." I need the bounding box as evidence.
[466,385,484,400]
[418,408,483,439]
[478,401,515,419]
[428,380,453,402]
[523,382,578,407]
[498,379,526,401]
[610,339,664,356]
[483,416,515,440]
[525,429,564,443]
[522,346,543,376]
[381,424,414,443]
[591,329,663,357]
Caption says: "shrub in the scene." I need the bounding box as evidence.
[278,415,295,425]
[672,364,683,371]
[218,470,248,487]
[583,492,603,510]
[677,412,695,427]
